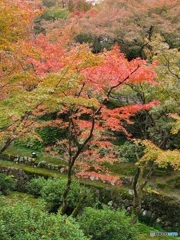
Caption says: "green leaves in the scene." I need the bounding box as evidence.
[0,199,89,240]
[78,207,137,240]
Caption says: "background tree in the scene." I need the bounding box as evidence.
[75,0,180,58]
[0,0,41,153]
[120,34,180,149]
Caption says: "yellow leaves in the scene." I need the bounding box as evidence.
[139,140,180,171]
[64,43,104,73]
[169,114,180,134]
[0,0,39,49]
[156,149,180,171]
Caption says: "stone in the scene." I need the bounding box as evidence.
[90,176,95,181]
[156,218,161,223]
[19,157,24,163]
[127,206,132,212]
[128,189,134,195]
[142,210,148,216]
[14,158,19,163]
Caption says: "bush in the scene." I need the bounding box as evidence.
[41,178,94,212]
[78,207,137,240]
[26,177,47,197]
[0,199,89,240]
[27,177,94,213]
[0,173,16,195]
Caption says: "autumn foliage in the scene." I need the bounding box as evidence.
[0,0,179,218]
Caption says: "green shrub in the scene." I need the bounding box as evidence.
[15,126,68,150]
[0,173,16,195]
[26,177,47,197]
[78,207,137,240]
[14,138,43,151]
[41,178,94,212]
[0,199,89,240]
[27,177,94,213]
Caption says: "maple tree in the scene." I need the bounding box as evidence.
[29,45,158,214]
[75,0,180,57]
[0,0,90,155]
[144,35,180,149]
[107,36,180,222]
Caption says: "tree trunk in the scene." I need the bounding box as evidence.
[131,161,156,224]
[61,162,73,214]
[71,195,87,218]
[0,138,13,154]
[131,167,141,224]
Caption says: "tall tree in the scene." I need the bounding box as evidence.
[32,45,159,214]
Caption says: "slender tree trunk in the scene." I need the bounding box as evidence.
[0,138,14,154]
[131,161,156,224]
[131,167,141,224]
[61,115,95,215]
[62,0,66,8]
[61,162,73,214]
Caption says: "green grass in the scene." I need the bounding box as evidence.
[0,159,67,179]
[4,146,66,165]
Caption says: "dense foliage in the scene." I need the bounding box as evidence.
[0,173,16,195]
[0,199,89,240]
[78,207,137,240]
[27,177,94,213]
